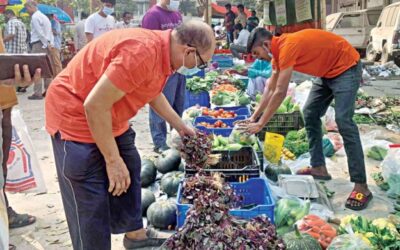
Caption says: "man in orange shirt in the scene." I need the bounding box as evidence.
[246,28,372,211]
[45,20,215,249]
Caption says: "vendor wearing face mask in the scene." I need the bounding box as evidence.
[142,0,186,153]
[45,20,215,250]
[85,0,116,43]
[246,28,372,211]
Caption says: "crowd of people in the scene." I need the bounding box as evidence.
[0,0,371,249]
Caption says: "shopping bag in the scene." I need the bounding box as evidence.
[5,110,46,193]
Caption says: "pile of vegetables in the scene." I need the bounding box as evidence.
[213,75,247,91]
[367,146,388,161]
[212,134,260,152]
[186,76,213,93]
[371,172,390,191]
[163,173,286,249]
[338,215,400,249]
[297,214,337,249]
[201,107,237,119]
[284,129,309,157]
[180,131,212,170]
[276,96,300,114]
[197,120,230,128]
[275,197,310,235]
[211,84,238,95]
[185,71,219,93]
[211,91,251,106]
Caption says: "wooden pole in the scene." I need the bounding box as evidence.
[321,0,327,29]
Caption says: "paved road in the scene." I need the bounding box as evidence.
[362,79,400,97]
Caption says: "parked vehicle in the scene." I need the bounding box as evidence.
[326,8,381,56]
[367,2,400,66]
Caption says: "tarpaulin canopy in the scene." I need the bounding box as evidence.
[211,3,252,18]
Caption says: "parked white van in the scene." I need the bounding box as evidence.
[326,8,381,55]
[367,2,400,65]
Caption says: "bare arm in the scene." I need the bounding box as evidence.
[84,74,130,196]
[85,32,94,43]
[250,71,279,121]
[150,94,195,136]
[247,67,293,134]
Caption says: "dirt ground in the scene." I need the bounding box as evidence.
[7,88,400,250]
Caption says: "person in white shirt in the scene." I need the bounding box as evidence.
[25,0,57,100]
[230,23,250,59]
[85,0,116,43]
[74,12,88,51]
[116,12,135,29]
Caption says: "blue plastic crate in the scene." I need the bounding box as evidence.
[185,69,205,79]
[212,55,234,68]
[177,178,275,228]
[194,116,245,136]
[184,90,210,109]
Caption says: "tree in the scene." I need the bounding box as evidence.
[70,0,90,17]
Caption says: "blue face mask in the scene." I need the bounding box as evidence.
[103,6,114,16]
[177,52,201,76]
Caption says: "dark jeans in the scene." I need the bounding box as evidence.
[303,61,366,184]
[51,128,142,250]
[230,44,247,59]
[149,73,186,149]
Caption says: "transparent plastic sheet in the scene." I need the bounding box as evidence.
[294,80,313,110]
[309,203,334,221]
[381,146,400,198]
[5,110,46,193]
[181,105,202,122]
[327,233,372,250]
[287,153,311,174]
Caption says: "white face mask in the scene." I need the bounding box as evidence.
[103,6,114,16]
[167,0,180,12]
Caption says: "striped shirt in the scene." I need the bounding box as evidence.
[5,17,28,54]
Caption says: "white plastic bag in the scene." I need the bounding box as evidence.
[5,110,46,193]
[324,107,338,132]
[287,153,311,174]
[327,234,372,250]
[381,145,400,198]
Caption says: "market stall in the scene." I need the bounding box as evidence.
[137,51,400,249]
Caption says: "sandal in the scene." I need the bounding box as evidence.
[296,167,332,180]
[123,228,167,249]
[8,207,36,229]
[345,191,373,211]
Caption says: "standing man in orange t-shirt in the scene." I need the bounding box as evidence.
[246,28,372,211]
[45,20,215,249]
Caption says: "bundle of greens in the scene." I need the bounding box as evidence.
[163,173,285,250]
[284,129,309,157]
[186,76,214,93]
[180,131,213,170]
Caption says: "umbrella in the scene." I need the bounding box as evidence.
[20,4,72,23]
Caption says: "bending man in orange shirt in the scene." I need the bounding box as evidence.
[246,28,372,211]
[45,20,215,249]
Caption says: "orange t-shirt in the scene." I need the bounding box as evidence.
[271,29,360,78]
[45,29,172,143]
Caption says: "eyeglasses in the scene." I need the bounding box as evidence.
[188,44,208,69]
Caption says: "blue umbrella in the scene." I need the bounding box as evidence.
[20,4,73,23]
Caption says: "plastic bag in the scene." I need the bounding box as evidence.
[181,105,202,122]
[297,214,337,249]
[287,153,311,174]
[327,234,372,250]
[228,122,257,145]
[275,196,310,235]
[324,107,338,132]
[6,110,46,193]
[309,203,334,221]
[381,145,400,198]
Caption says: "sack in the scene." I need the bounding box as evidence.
[5,110,46,193]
